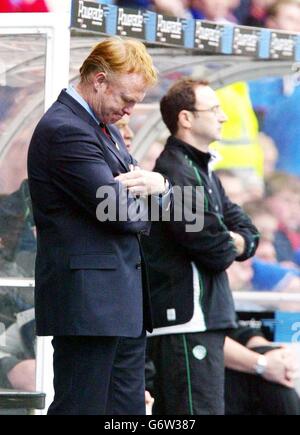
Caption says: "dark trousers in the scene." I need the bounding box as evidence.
[47,333,146,415]
[147,330,227,415]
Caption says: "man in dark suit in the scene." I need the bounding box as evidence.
[27,37,169,415]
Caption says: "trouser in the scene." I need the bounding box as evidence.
[47,333,146,415]
[225,346,300,415]
[147,330,227,415]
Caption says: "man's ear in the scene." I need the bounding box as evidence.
[93,72,107,91]
[178,110,193,130]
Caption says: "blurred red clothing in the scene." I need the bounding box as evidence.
[0,0,49,12]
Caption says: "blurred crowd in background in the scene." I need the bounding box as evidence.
[0,0,300,34]
[115,0,300,32]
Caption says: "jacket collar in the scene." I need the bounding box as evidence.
[57,89,99,128]
[166,135,212,169]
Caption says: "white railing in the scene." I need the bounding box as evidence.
[0,278,35,287]
[233,291,300,303]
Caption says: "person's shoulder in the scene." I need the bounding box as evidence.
[155,145,199,185]
[39,101,96,140]
[155,144,184,169]
[156,138,187,162]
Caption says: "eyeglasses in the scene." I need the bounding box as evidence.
[190,105,222,115]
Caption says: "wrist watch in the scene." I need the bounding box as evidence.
[254,354,267,375]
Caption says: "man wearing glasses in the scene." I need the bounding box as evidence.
[143,78,259,414]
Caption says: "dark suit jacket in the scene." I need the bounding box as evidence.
[27,90,152,337]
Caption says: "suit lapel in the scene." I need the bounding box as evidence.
[57,90,130,172]
[95,126,130,172]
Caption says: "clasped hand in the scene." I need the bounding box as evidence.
[115,166,166,196]
[263,346,299,388]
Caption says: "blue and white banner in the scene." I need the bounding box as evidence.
[70,0,300,61]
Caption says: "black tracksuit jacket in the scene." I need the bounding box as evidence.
[142,136,260,332]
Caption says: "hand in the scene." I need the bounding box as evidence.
[145,390,154,415]
[7,359,36,391]
[229,231,245,256]
[115,169,166,196]
[262,347,298,388]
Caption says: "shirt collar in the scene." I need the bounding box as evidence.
[66,84,100,125]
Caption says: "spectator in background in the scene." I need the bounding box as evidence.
[249,0,300,176]
[243,196,300,294]
[0,192,27,276]
[265,173,300,265]
[115,114,155,414]
[244,199,282,265]
[0,181,35,322]
[0,185,36,392]
[0,180,35,277]
[242,0,277,27]
[264,0,300,31]
[258,132,278,178]
[251,256,300,292]
[116,0,192,18]
[151,0,192,18]
[215,169,250,206]
[224,260,300,415]
[217,169,265,206]
[115,111,165,172]
[232,0,252,23]
[140,142,164,171]
[190,0,240,23]
[0,308,35,391]
[115,115,134,151]
[244,200,278,249]
[215,174,300,294]
[0,0,49,12]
